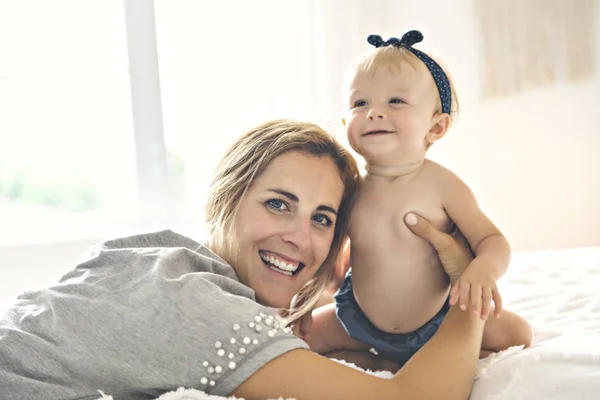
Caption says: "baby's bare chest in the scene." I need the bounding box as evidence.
[349,179,452,246]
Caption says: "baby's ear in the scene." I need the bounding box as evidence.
[426,113,450,144]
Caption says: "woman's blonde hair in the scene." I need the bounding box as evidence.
[205,119,360,320]
[344,46,460,126]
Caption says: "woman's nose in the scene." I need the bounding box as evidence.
[281,217,311,250]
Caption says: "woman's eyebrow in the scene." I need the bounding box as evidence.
[267,188,338,216]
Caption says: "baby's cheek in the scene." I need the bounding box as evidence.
[347,135,360,153]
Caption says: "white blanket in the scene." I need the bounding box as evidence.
[470,247,600,399]
[97,247,600,400]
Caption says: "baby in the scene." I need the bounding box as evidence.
[303,30,532,368]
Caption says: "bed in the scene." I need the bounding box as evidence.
[90,246,600,399]
[470,246,600,399]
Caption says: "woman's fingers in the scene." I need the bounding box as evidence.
[405,213,452,253]
[451,227,473,257]
[405,212,475,286]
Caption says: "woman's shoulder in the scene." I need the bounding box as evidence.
[50,229,253,306]
[96,229,204,252]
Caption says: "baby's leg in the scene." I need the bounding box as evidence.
[307,303,400,372]
[481,306,532,358]
[304,303,370,354]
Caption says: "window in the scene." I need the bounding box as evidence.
[0,0,140,245]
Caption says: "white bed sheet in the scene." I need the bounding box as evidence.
[470,247,600,399]
[89,246,600,399]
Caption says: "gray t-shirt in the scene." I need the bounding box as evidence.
[0,230,308,399]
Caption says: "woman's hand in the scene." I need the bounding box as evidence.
[404,212,474,284]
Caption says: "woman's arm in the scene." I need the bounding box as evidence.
[232,213,483,400]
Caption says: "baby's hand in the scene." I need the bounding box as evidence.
[449,259,502,320]
[289,311,313,342]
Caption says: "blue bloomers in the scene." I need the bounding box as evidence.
[334,269,450,367]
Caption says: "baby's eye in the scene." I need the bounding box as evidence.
[389,98,405,104]
[265,198,289,212]
[353,99,367,108]
[312,213,334,228]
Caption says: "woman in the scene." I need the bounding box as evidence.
[0,119,482,400]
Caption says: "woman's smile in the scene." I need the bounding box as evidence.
[259,250,305,276]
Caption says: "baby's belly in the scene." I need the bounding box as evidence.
[350,232,451,333]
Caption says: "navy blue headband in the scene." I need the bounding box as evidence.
[367,30,452,114]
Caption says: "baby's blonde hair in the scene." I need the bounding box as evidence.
[205,119,360,321]
[344,45,460,126]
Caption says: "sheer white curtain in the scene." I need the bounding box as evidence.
[0,0,139,245]
[153,0,369,225]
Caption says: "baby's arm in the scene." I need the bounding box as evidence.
[440,169,510,319]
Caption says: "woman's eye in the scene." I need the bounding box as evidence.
[353,100,367,108]
[312,213,333,228]
[265,198,288,211]
[390,98,404,104]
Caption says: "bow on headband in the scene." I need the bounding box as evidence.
[366,30,452,115]
[367,30,424,48]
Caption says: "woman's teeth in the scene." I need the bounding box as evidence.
[267,264,292,276]
[259,251,301,276]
